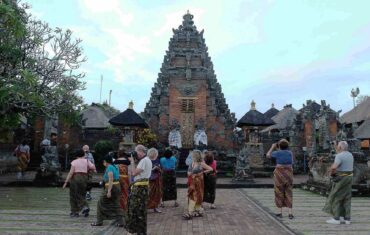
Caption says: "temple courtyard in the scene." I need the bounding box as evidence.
[1,185,369,235]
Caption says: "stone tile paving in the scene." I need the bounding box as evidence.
[243,188,370,235]
[0,187,294,235]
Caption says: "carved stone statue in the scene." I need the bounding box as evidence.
[168,119,182,149]
[233,147,253,182]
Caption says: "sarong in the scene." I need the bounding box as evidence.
[203,173,216,204]
[273,166,293,208]
[69,174,88,213]
[16,152,28,172]
[126,179,149,234]
[188,172,204,213]
[118,164,130,210]
[96,183,124,223]
[148,175,162,209]
[323,173,353,219]
[162,169,177,201]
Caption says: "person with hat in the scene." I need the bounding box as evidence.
[91,153,124,227]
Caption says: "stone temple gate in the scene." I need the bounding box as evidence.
[143,11,236,149]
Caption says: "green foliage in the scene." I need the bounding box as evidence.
[136,129,158,147]
[94,140,114,170]
[0,1,86,130]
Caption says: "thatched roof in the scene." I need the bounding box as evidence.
[299,100,321,113]
[354,119,370,139]
[261,105,298,132]
[237,100,275,128]
[109,101,149,128]
[264,104,279,119]
[81,105,110,129]
[340,97,370,124]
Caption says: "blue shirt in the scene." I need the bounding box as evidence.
[160,156,177,170]
[271,150,293,165]
[103,164,119,182]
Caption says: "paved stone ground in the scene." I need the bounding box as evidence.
[243,188,370,235]
[0,171,308,187]
[0,187,293,235]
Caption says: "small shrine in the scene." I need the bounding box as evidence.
[235,100,274,177]
[109,101,149,151]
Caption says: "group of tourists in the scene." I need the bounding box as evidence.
[62,138,354,234]
[267,139,354,225]
[63,144,218,234]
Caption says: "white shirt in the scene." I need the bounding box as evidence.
[135,156,152,181]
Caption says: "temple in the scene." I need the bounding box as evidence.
[143,11,236,150]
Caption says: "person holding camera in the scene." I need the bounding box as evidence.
[63,149,96,218]
[267,139,294,219]
[323,141,353,225]
[126,144,152,235]
[91,153,124,227]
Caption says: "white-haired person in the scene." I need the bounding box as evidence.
[323,141,354,225]
[183,150,213,220]
[82,145,95,201]
[125,145,152,235]
[147,148,163,213]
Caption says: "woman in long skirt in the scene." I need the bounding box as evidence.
[115,150,131,211]
[63,149,96,217]
[203,151,217,209]
[147,148,163,213]
[160,149,178,207]
[91,153,124,227]
[267,139,294,219]
[183,150,213,220]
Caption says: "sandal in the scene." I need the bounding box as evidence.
[154,208,162,213]
[91,222,103,226]
[275,213,282,218]
[211,204,216,209]
[182,213,192,220]
[115,223,124,227]
[193,211,203,217]
[174,202,179,207]
[289,214,294,219]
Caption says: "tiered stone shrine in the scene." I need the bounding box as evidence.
[143,11,236,150]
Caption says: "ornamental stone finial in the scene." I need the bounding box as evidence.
[271,103,275,108]
[128,100,134,109]
[251,100,256,110]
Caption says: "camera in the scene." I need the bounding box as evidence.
[127,151,138,160]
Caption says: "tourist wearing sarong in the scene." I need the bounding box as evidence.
[203,151,217,209]
[323,141,354,225]
[91,154,124,227]
[83,145,95,201]
[63,149,96,217]
[14,140,30,180]
[183,150,213,220]
[267,139,294,219]
[147,148,163,213]
[160,149,178,207]
[126,145,152,235]
[115,150,131,211]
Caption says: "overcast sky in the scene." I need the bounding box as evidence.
[27,0,370,119]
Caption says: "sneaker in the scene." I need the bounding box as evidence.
[82,207,90,217]
[86,193,92,201]
[344,220,351,225]
[153,208,162,213]
[326,218,340,225]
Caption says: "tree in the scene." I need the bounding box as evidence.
[0,1,86,129]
